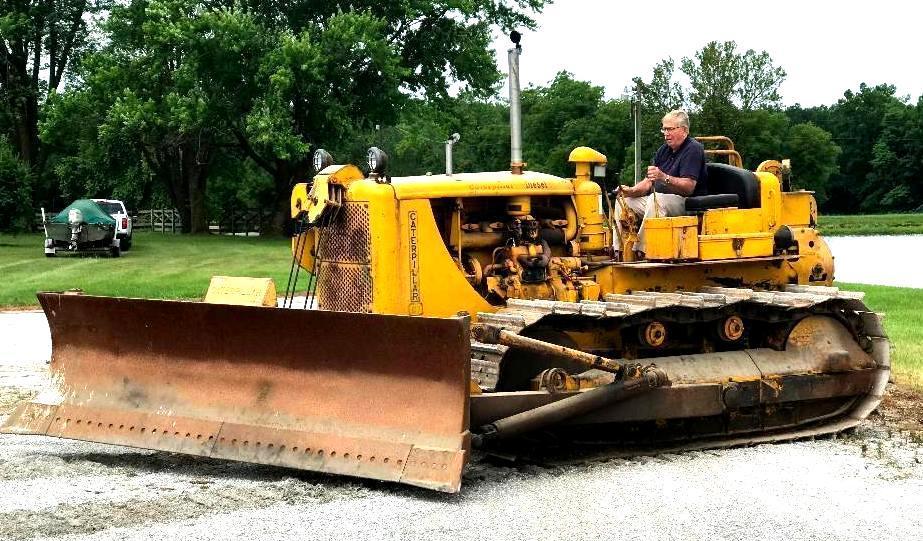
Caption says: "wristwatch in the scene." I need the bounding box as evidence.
[664,175,672,185]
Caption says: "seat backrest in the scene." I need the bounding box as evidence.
[705,163,760,209]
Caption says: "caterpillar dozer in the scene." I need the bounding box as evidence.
[2,36,889,493]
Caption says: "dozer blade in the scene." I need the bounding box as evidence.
[2,293,471,492]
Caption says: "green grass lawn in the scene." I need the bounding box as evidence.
[840,283,923,391]
[0,232,310,306]
[819,213,923,236]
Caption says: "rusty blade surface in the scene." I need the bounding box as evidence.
[3,292,471,492]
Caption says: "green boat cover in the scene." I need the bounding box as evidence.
[51,200,116,226]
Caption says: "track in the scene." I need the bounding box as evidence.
[469,284,890,450]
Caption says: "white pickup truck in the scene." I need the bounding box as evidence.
[92,199,133,250]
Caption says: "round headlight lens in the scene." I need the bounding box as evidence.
[313,149,333,172]
[367,147,388,175]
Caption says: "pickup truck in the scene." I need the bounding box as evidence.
[92,199,133,250]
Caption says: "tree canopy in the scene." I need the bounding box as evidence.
[38,0,549,232]
[3,14,922,234]
[1,0,109,167]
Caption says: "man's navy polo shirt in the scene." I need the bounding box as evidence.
[653,137,708,196]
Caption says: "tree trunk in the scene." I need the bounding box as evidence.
[164,150,191,234]
[188,162,209,234]
[184,140,211,234]
[230,128,310,237]
[4,55,39,169]
[270,166,291,235]
[151,138,211,234]
[270,158,312,236]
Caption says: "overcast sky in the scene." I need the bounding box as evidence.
[490,0,920,107]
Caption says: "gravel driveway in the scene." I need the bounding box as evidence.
[1,310,922,541]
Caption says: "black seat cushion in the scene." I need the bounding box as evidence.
[703,163,760,208]
[685,194,740,212]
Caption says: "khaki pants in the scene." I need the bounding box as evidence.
[618,192,687,253]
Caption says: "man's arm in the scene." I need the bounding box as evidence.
[618,177,654,198]
[647,167,697,196]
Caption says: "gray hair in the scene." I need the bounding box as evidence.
[663,110,690,129]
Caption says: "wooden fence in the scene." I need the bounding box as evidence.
[135,209,183,232]
[35,208,274,236]
[208,208,276,236]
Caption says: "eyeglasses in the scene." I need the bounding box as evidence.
[660,126,683,133]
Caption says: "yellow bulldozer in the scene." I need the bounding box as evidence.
[2,37,889,493]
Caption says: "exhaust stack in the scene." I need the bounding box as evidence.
[445,132,460,176]
[508,31,524,175]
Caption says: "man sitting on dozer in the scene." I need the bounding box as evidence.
[616,109,708,257]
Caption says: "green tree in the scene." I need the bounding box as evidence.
[206,157,276,215]
[735,48,786,111]
[862,100,923,212]
[784,103,833,129]
[58,0,547,232]
[369,74,632,185]
[680,41,785,112]
[0,135,31,231]
[822,83,908,213]
[681,41,785,137]
[203,0,547,228]
[521,72,605,174]
[783,122,841,203]
[384,97,510,177]
[36,0,240,231]
[632,58,685,113]
[681,40,738,132]
[446,99,512,174]
[0,0,108,173]
[865,141,908,211]
[552,98,633,183]
[41,88,153,211]
[734,109,788,169]
[634,41,786,157]
[234,10,408,211]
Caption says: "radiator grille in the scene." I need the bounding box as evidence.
[318,263,372,313]
[317,203,372,313]
[321,203,370,264]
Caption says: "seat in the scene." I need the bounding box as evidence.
[684,163,761,213]
[685,193,739,212]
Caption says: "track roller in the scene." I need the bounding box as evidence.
[641,321,667,348]
[719,315,745,342]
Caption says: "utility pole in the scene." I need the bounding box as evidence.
[632,85,641,184]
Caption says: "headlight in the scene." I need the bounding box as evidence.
[313,149,333,172]
[367,147,388,175]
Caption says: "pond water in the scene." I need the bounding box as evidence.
[827,235,923,289]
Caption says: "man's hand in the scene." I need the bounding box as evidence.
[619,178,652,198]
[646,166,665,182]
